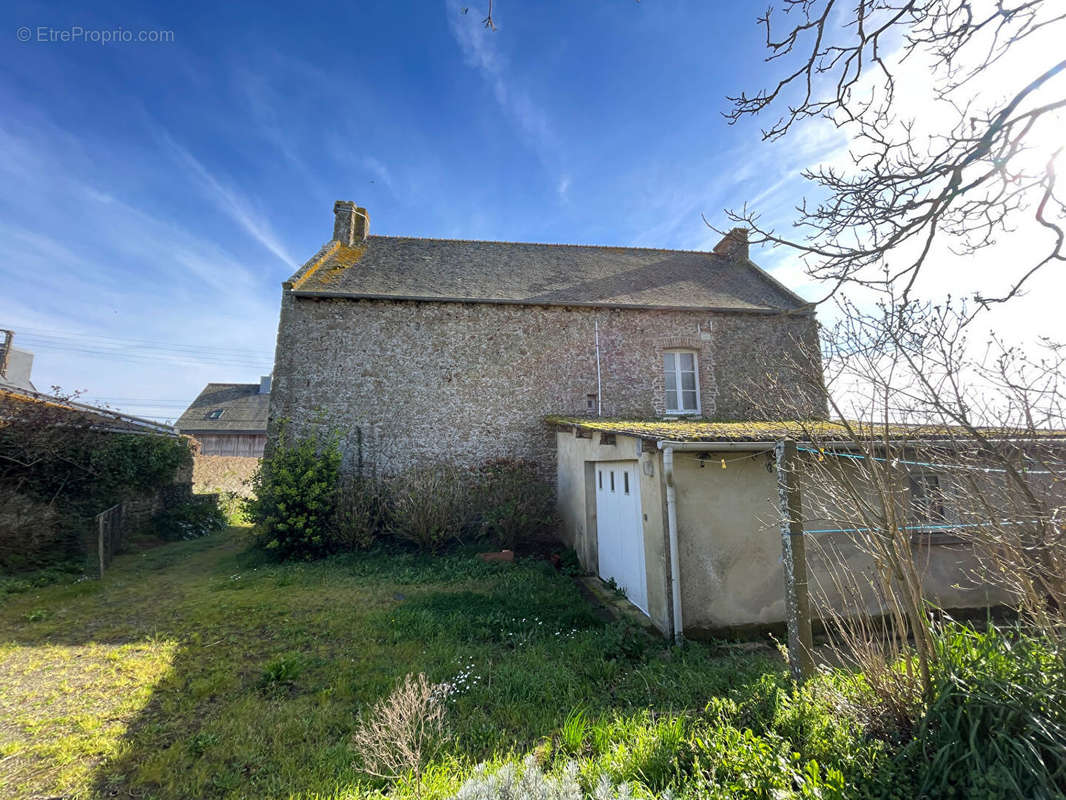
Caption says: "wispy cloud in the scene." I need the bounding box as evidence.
[157,130,296,267]
[446,0,565,184]
[0,113,279,418]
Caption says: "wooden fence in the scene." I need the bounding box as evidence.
[96,503,125,578]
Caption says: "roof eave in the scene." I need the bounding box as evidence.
[289,289,814,316]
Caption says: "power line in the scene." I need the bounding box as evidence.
[21,341,270,369]
[15,326,271,359]
[796,445,1058,475]
[805,518,1050,535]
[12,329,273,369]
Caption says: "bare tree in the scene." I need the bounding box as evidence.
[747,292,1065,718]
[724,1,1066,306]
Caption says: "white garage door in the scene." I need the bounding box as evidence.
[595,461,648,614]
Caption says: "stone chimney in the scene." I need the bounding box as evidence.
[259,375,272,394]
[333,201,369,245]
[712,227,749,261]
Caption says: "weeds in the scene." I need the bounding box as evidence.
[257,651,306,695]
[559,707,588,756]
[389,464,473,551]
[911,623,1066,798]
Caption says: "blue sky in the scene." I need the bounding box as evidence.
[2,0,1058,422]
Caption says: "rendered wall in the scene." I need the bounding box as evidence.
[669,449,1012,635]
[555,430,671,635]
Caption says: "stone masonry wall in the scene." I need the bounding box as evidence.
[269,293,824,476]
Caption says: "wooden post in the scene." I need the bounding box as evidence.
[97,510,106,579]
[775,439,815,682]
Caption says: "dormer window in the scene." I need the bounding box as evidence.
[206,408,225,420]
[664,351,700,414]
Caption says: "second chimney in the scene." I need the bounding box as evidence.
[712,227,749,261]
[333,201,369,245]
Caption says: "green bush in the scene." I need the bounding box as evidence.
[216,491,249,526]
[908,623,1066,798]
[152,499,227,541]
[245,425,341,560]
[389,464,473,552]
[691,725,846,799]
[475,459,558,550]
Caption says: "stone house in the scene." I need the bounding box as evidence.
[268,202,826,476]
[267,202,1043,639]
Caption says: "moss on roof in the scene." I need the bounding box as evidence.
[545,416,1066,443]
[287,236,811,312]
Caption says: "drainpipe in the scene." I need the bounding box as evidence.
[662,445,684,644]
[594,320,603,417]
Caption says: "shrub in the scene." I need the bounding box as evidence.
[333,474,390,550]
[152,498,227,541]
[475,459,558,550]
[352,673,448,791]
[216,491,249,526]
[909,624,1066,798]
[389,464,473,552]
[692,725,846,799]
[452,756,634,800]
[245,425,341,560]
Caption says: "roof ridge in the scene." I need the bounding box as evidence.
[366,234,719,256]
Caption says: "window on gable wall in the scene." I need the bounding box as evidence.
[909,473,945,528]
[663,351,700,414]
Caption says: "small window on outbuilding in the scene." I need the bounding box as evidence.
[663,350,700,414]
[909,473,944,526]
[205,408,225,420]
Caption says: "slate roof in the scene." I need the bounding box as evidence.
[547,417,1066,444]
[286,236,811,313]
[177,383,270,435]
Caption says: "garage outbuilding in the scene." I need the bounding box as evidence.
[550,416,1015,642]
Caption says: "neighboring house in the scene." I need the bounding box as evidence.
[0,330,36,393]
[269,202,826,475]
[177,378,271,457]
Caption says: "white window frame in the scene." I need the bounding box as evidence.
[663,349,701,415]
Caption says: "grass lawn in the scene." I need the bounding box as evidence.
[0,528,875,800]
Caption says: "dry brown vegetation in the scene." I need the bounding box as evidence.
[192,455,259,497]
